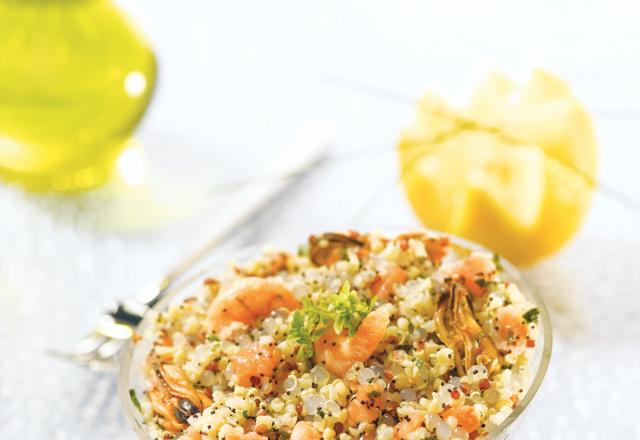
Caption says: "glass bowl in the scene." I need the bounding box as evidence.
[118,230,552,439]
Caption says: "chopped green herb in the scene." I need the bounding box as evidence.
[492,253,504,272]
[242,409,255,419]
[288,309,316,360]
[414,358,424,369]
[329,281,377,336]
[523,308,540,324]
[287,281,376,359]
[206,334,219,342]
[129,389,141,413]
[368,390,381,398]
[474,277,487,287]
[317,408,326,418]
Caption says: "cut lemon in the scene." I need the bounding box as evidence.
[399,70,597,265]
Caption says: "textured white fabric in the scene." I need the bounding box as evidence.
[2,1,640,438]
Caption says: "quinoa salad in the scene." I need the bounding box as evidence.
[132,231,541,440]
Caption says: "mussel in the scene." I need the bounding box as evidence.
[308,232,364,266]
[147,362,212,432]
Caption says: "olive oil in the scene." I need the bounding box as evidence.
[0,0,156,191]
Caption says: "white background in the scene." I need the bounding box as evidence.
[1,1,640,438]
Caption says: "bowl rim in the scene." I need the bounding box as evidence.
[118,228,552,439]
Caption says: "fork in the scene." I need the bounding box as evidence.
[48,126,332,371]
[47,280,169,372]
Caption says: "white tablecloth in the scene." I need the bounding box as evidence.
[2,1,639,438]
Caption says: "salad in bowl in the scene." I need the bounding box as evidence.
[119,230,551,440]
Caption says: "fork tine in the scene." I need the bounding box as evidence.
[96,315,134,340]
[48,334,127,371]
[46,331,109,361]
[80,334,129,372]
[87,357,119,373]
[49,306,140,370]
[49,304,139,368]
[96,338,128,361]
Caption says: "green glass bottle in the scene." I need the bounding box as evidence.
[0,0,156,191]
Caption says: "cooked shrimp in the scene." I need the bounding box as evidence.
[314,308,390,377]
[291,421,321,440]
[393,410,424,440]
[178,429,206,440]
[369,265,408,300]
[395,232,450,264]
[175,411,269,440]
[442,253,496,297]
[228,434,268,440]
[347,384,385,425]
[207,277,300,333]
[423,235,450,264]
[496,306,528,345]
[441,405,481,433]
[147,363,212,433]
[232,342,281,387]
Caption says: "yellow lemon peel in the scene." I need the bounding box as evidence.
[399,69,598,265]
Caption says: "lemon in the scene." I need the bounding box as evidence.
[399,70,598,265]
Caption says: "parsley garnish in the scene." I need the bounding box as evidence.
[206,334,219,342]
[129,389,141,413]
[329,281,377,336]
[288,281,376,360]
[523,308,540,324]
[288,308,318,360]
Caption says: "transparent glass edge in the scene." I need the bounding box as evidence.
[117,228,553,439]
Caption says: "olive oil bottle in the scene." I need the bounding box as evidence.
[0,0,156,192]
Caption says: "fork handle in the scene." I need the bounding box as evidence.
[110,127,330,328]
